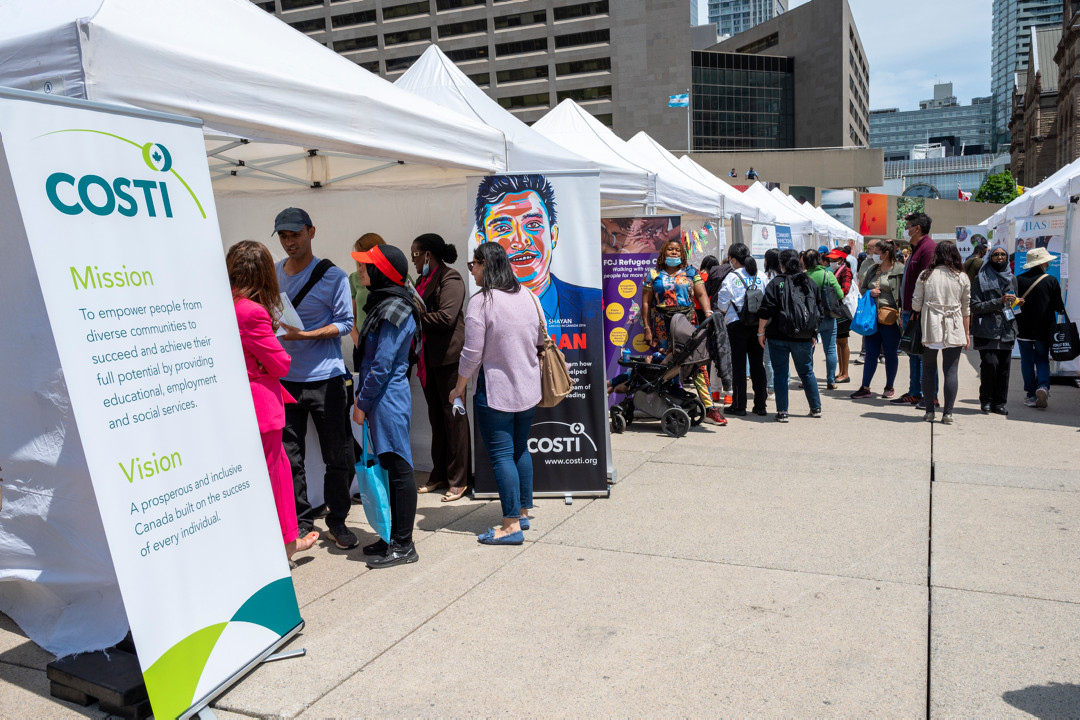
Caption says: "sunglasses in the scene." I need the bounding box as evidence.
[467,260,483,270]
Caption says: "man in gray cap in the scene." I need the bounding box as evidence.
[273,207,357,550]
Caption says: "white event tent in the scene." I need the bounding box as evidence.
[770,187,862,245]
[0,0,516,658]
[678,155,773,223]
[742,182,814,247]
[394,45,649,204]
[984,155,1080,232]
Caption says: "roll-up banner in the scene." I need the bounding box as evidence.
[0,91,301,719]
[1015,215,1066,282]
[955,225,991,260]
[467,173,608,497]
[775,224,794,250]
[751,222,778,257]
[600,216,681,407]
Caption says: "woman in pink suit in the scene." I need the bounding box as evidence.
[227,241,319,560]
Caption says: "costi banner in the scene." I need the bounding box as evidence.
[601,216,681,408]
[467,173,608,496]
[1015,215,1066,282]
[751,222,778,256]
[0,93,300,717]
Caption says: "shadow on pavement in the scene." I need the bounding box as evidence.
[1002,681,1080,718]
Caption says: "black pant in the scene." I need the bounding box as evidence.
[282,375,354,528]
[727,321,767,412]
[379,452,416,545]
[922,347,961,414]
[422,363,471,491]
[978,348,1012,407]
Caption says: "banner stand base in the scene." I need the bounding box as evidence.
[182,621,305,720]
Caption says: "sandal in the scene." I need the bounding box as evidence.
[417,481,446,494]
[441,487,468,503]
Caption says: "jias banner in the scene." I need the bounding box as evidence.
[1015,215,1066,282]
[0,92,300,718]
[467,173,607,496]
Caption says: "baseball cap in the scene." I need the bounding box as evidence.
[272,207,313,234]
[352,244,407,286]
[817,245,829,254]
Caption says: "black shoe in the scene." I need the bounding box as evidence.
[366,541,418,569]
[980,403,991,414]
[753,406,768,416]
[728,408,747,417]
[775,412,789,423]
[351,493,364,505]
[297,522,316,538]
[809,407,822,418]
[363,539,389,556]
[992,405,1009,416]
[312,504,329,519]
[326,524,358,550]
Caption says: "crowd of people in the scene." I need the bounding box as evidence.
[226,206,1068,570]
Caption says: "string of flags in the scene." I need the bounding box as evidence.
[683,221,713,255]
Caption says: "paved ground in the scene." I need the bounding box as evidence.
[2,350,1078,718]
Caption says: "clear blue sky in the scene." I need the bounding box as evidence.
[789,0,993,111]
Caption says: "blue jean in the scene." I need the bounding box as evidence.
[1017,339,1050,398]
[902,311,924,396]
[767,338,821,413]
[817,317,838,385]
[860,323,902,389]
[763,341,774,392]
[474,372,535,520]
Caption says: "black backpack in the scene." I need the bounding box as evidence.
[819,273,849,320]
[776,273,822,339]
[735,274,764,327]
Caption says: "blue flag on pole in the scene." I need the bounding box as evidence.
[667,93,689,107]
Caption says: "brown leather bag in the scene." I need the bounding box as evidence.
[531,294,574,408]
[877,306,899,325]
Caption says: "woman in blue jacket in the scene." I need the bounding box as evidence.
[351,244,423,569]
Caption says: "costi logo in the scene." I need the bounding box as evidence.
[36,130,206,219]
[760,226,770,241]
[527,421,597,455]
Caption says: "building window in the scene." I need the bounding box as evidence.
[497,65,550,83]
[384,26,431,45]
[439,18,487,36]
[334,35,378,52]
[254,2,275,12]
[288,17,325,33]
[383,1,430,20]
[468,72,490,87]
[498,92,551,109]
[554,29,610,49]
[436,0,484,10]
[444,45,489,62]
[280,0,321,10]
[553,1,609,21]
[495,37,549,56]
[331,10,376,28]
[555,57,611,76]
[735,32,778,54]
[358,60,381,73]
[690,50,794,150]
[494,10,547,29]
[556,85,612,103]
[592,113,613,126]
[385,54,422,72]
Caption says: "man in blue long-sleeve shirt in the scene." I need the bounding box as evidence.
[273,207,357,550]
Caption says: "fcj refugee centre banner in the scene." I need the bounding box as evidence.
[467,173,608,497]
[0,90,301,718]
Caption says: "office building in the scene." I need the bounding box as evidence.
[253,0,695,150]
[708,0,786,36]
[882,154,1000,199]
[704,0,869,149]
[691,0,707,25]
[1055,0,1080,169]
[991,0,1062,145]
[1010,25,1062,186]
[869,82,995,162]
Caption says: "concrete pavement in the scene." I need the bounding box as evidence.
[1,349,1077,717]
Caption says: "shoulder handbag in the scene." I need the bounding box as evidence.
[819,274,849,320]
[899,311,922,354]
[530,294,574,408]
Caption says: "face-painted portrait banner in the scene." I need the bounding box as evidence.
[601,217,681,408]
[467,173,608,496]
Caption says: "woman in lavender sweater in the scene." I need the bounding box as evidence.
[449,243,546,545]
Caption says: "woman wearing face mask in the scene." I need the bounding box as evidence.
[641,240,721,424]
[849,240,904,400]
[825,248,855,383]
[410,233,470,502]
[970,246,1018,414]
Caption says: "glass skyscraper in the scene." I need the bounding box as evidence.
[691,50,794,150]
[708,0,786,36]
[991,0,1062,145]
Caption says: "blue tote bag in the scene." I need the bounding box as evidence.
[851,290,879,336]
[355,421,391,543]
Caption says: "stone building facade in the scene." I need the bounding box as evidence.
[1011,25,1061,186]
[1055,0,1080,169]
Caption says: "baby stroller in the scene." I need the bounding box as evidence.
[609,313,716,438]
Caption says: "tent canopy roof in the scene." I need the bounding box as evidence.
[0,0,507,191]
[742,183,813,234]
[677,155,771,222]
[985,154,1080,227]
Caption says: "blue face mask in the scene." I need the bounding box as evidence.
[664,256,681,267]
[421,261,430,276]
